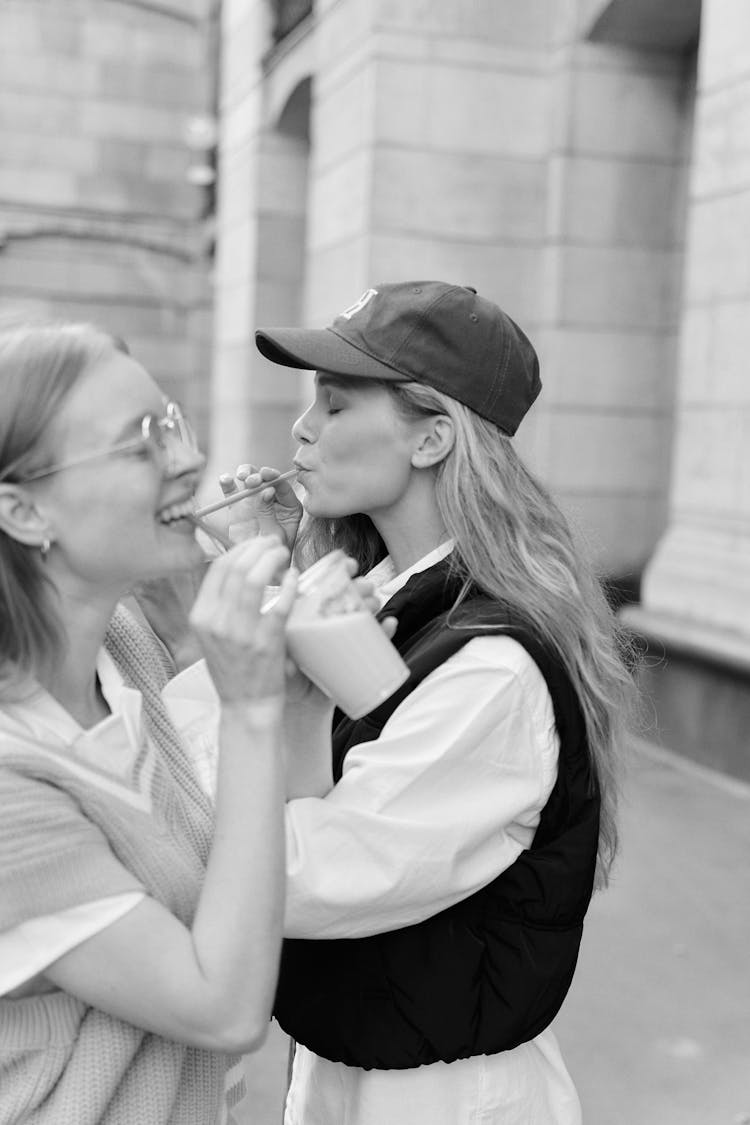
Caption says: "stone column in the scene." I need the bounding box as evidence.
[622,0,750,778]
[534,0,692,579]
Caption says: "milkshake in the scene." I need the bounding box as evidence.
[284,550,409,718]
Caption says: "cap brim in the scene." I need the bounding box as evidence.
[255,326,406,382]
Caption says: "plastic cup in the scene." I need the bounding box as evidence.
[284,550,409,718]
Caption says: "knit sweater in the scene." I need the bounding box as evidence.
[0,606,229,1124]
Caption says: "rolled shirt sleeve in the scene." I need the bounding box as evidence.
[284,634,560,939]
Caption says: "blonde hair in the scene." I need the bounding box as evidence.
[0,319,121,695]
[297,379,638,887]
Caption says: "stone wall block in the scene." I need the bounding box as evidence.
[569,64,687,157]
[710,303,750,404]
[256,214,307,280]
[78,101,192,144]
[699,0,750,91]
[540,329,676,410]
[257,140,310,214]
[212,341,255,404]
[0,89,78,133]
[221,95,262,153]
[0,169,79,209]
[314,66,374,171]
[221,9,266,103]
[253,278,305,339]
[0,50,100,96]
[0,131,99,174]
[558,245,682,329]
[686,193,750,303]
[213,217,256,287]
[559,492,665,576]
[99,61,205,108]
[546,412,667,494]
[73,174,198,219]
[680,301,750,407]
[375,59,549,157]
[81,20,202,68]
[307,152,372,250]
[0,4,43,51]
[372,150,545,241]
[677,304,716,403]
[556,154,684,247]
[375,0,554,47]
[690,81,750,200]
[94,137,190,182]
[38,9,81,54]
[671,408,750,517]
[642,524,750,634]
[143,145,194,184]
[0,244,193,305]
[218,149,258,227]
[213,280,256,345]
[316,0,376,68]
[222,0,264,32]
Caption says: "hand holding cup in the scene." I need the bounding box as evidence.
[280,550,408,718]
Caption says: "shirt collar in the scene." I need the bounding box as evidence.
[0,648,140,748]
[369,541,455,608]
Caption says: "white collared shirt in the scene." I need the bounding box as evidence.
[282,544,580,1123]
[283,542,560,938]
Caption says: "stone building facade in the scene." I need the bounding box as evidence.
[0,0,217,440]
[1,0,745,779]
[212,0,749,779]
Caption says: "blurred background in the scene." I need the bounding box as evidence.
[1,1,748,1121]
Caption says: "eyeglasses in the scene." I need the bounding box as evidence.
[13,402,201,483]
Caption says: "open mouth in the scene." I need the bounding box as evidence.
[157,499,196,527]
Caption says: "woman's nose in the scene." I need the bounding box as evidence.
[292,406,315,444]
[168,441,206,479]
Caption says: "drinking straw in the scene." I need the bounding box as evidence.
[192,468,298,518]
[186,513,234,552]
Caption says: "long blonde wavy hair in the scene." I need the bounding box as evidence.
[296,379,638,888]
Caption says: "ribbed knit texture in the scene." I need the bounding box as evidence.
[0,605,240,1124]
[104,605,214,867]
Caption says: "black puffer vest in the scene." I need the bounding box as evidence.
[275,561,600,1070]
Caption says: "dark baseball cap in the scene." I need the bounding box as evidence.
[255,281,541,436]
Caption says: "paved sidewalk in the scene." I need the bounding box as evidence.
[240,741,750,1123]
[554,741,750,1125]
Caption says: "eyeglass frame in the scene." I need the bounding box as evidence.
[7,401,200,484]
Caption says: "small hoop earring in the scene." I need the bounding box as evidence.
[40,537,51,561]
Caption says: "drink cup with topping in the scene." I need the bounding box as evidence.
[279,550,409,718]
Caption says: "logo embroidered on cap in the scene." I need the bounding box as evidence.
[339,288,378,320]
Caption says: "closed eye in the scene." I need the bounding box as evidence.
[324,392,343,415]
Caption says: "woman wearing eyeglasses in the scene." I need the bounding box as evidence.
[0,320,297,1124]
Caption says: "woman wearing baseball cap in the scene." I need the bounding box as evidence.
[237,281,637,1124]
